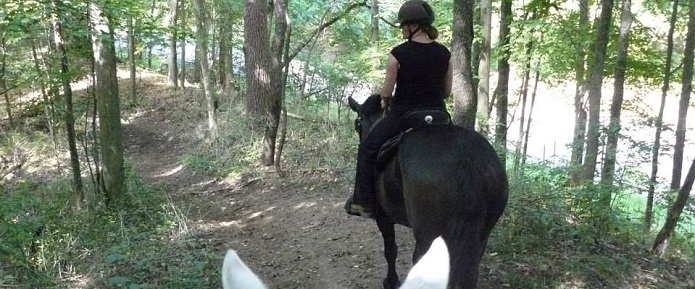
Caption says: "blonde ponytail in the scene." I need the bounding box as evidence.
[422,25,439,40]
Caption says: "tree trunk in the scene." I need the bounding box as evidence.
[262,0,288,166]
[180,0,187,89]
[88,67,103,197]
[581,0,614,182]
[601,0,632,188]
[53,0,84,206]
[147,46,153,69]
[493,0,512,165]
[521,69,540,169]
[0,40,13,128]
[471,3,480,95]
[167,0,179,87]
[646,0,679,232]
[513,54,531,174]
[30,41,55,141]
[243,0,272,117]
[569,0,590,184]
[46,31,63,151]
[192,0,219,140]
[671,0,695,190]
[652,157,695,255]
[1,84,11,128]
[275,26,292,177]
[218,21,229,88]
[90,1,126,206]
[451,0,477,129]
[476,0,491,135]
[128,16,137,104]
[0,88,12,130]
[370,0,379,42]
[225,40,235,104]
[148,0,156,70]
[210,7,218,81]
[298,37,320,100]
[192,47,201,83]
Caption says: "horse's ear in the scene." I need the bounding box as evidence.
[222,250,268,289]
[348,97,360,112]
[399,236,450,289]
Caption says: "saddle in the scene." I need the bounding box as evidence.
[376,109,452,163]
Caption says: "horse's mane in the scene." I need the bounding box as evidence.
[361,94,384,116]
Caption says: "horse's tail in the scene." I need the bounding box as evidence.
[441,214,487,289]
[442,164,506,288]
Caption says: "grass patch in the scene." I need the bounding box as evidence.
[0,162,221,288]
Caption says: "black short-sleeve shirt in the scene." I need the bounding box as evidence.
[389,41,451,113]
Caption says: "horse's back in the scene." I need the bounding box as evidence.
[380,125,508,237]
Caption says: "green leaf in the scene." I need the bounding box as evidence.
[105,253,128,264]
[108,276,131,286]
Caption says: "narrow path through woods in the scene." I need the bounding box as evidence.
[120,77,420,289]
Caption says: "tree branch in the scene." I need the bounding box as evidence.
[0,85,17,95]
[380,16,398,28]
[286,0,368,64]
[361,2,398,27]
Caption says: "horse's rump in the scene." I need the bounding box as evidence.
[378,124,508,242]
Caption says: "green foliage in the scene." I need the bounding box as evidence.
[603,21,667,85]
[503,1,672,87]
[182,143,256,178]
[0,178,77,287]
[490,159,695,288]
[0,157,215,288]
[181,110,261,178]
[509,11,590,83]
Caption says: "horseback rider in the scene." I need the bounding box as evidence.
[345,0,453,218]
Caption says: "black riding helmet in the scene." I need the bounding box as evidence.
[396,0,435,26]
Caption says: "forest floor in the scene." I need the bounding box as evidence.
[114,71,695,289]
[121,73,423,288]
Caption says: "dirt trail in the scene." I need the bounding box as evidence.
[120,81,426,289]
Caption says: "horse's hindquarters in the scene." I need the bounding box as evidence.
[377,125,509,288]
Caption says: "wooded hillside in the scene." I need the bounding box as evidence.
[1,0,694,288]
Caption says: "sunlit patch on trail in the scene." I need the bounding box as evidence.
[154,164,184,177]
[249,206,277,219]
[293,202,317,210]
[219,220,246,229]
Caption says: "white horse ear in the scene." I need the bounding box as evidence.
[222,237,448,289]
[222,249,268,289]
[399,236,450,289]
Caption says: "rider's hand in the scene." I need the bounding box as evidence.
[381,95,392,108]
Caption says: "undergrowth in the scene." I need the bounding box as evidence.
[0,161,219,288]
[0,132,215,288]
[181,104,357,180]
[488,161,695,288]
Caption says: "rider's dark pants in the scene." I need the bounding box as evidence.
[353,111,406,207]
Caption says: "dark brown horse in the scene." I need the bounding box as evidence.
[348,94,508,289]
